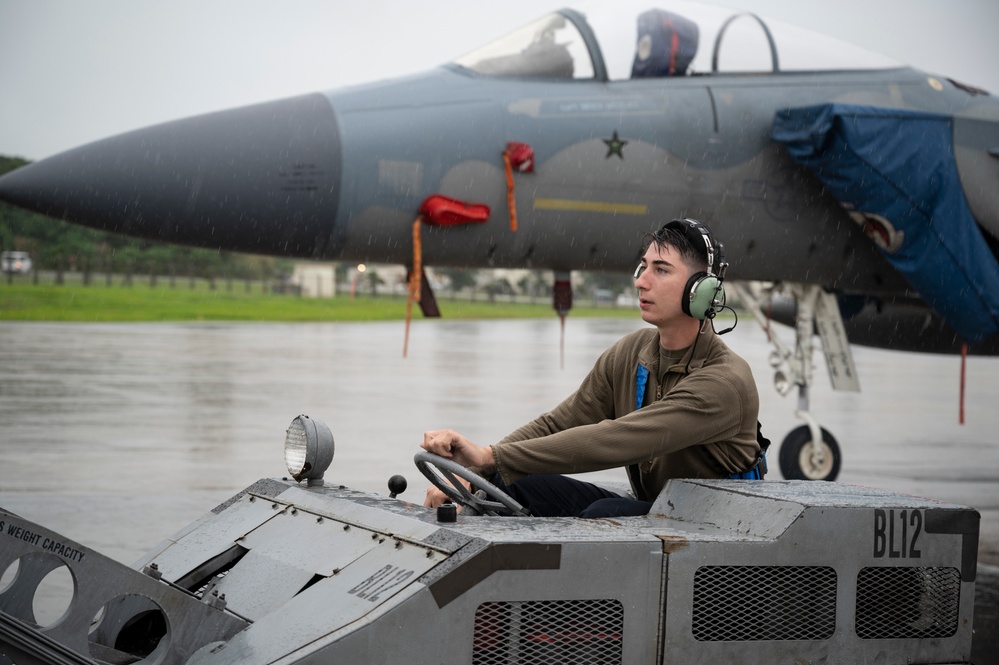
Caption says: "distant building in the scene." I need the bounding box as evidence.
[289,262,338,298]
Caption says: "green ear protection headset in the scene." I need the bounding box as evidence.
[664,218,728,321]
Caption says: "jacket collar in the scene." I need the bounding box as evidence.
[638,324,718,375]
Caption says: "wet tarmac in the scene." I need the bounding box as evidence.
[1,318,997,657]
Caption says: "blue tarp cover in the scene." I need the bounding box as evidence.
[773,103,999,343]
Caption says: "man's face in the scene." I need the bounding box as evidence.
[634,242,696,329]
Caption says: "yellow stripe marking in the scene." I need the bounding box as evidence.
[533,198,648,215]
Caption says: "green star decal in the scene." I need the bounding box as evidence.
[603,130,628,159]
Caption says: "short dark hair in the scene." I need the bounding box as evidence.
[643,224,707,273]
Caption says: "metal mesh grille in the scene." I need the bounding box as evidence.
[472,599,624,665]
[856,567,961,639]
[692,566,837,641]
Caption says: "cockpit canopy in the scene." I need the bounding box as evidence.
[454,0,901,81]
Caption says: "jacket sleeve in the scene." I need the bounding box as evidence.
[493,361,748,485]
[496,347,619,445]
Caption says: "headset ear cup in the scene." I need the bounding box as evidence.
[686,274,723,320]
[682,272,705,318]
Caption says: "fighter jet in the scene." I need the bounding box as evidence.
[1,1,998,481]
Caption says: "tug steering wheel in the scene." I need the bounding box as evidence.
[414,451,530,517]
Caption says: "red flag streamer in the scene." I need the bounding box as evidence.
[419,195,489,226]
[403,217,422,358]
[404,195,491,356]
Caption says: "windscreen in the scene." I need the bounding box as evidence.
[453,13,595,79]
[453,1,902,82]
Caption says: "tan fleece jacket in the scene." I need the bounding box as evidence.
[492,326,760,500]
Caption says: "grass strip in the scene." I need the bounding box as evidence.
[0,283,637,322]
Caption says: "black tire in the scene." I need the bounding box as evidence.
[778,425,841,481]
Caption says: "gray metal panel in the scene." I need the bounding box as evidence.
[276,485,445,546]
[188,539,440,664]
[431,511,676,544]
[211,503,414,620]
[0,510,246,665]
[237,505,390,576]
[684,478,973,509]
[661,495,975,665]
[143,494,281,585]
[135,479,294,567]
[651,479,805,539]
[290,540,665,664]
[211,550,315,621]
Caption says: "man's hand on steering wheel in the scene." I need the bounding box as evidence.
[420,429,497,472]
[414,450,529,517]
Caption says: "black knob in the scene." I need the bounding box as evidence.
[437,501,457,523]
[388,474,408,498]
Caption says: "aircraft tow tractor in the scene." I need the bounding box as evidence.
[0,415,980,664]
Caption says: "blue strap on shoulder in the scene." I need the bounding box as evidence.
[635,365,650,411]
[634,364,762,480]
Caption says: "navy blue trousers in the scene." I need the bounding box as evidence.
[491,474,653,518]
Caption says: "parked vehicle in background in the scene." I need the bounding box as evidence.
[1,251,32,274]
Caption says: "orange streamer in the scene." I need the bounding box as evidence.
[403,217,422,358]
[503,150,518,232]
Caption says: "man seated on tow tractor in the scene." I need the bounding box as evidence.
[421,218,767,518]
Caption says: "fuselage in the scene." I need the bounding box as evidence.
[1,3,998,347]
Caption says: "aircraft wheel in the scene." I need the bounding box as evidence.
[778,425,841,481]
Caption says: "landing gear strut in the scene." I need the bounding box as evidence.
[732,282,857,481]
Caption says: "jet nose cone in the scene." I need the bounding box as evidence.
[0,92,341,257]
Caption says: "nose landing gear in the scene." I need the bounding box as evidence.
[732,282,856,481]
[779,422,842,481]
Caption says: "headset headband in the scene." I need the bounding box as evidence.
[663,218,727,279]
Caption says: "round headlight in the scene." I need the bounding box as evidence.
[285,415,334,485]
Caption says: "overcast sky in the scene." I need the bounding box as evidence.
[1,0,995,162]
